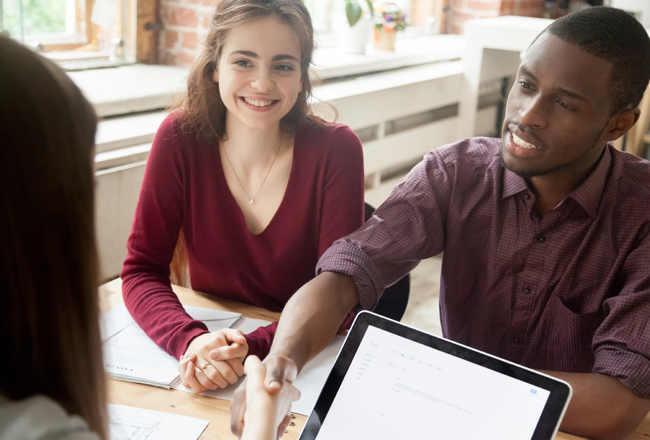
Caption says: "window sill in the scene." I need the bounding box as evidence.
[69,34,465,118]
[314,35,464,80]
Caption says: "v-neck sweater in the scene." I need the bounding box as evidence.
[121,112,364,360]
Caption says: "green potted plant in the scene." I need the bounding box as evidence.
[345,0,375,27]
[341,0,375,54]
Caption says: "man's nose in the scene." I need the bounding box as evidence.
[520,95,547,129]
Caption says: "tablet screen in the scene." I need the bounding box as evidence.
[300,313,570,440]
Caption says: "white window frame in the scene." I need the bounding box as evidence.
[0,0,82,45]
[1,0,136,68]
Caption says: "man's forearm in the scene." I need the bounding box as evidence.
[268,272,359,372]
[542,371,650,440]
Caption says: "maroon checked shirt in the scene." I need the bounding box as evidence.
[318,137,650,398]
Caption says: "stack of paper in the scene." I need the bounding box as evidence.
[101,304,241,388]
[108,404,208,440]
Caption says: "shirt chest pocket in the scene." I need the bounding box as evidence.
[535,294,603,372]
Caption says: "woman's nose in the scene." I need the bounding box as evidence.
[251,73,274,93]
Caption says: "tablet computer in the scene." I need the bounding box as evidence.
[299,311,572,440]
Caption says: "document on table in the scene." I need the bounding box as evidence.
[101,303,241,388]
[108,404,208,440]
[173,317,345,415]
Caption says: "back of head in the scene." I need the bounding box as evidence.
[545,6,650,114]
[0,36,106,438]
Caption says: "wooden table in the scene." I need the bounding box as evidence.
[100,279,650,439]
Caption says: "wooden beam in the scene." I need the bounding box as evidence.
[136,0,159,63]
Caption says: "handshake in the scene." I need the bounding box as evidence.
[231,354,301,440]
[178,329,302,439]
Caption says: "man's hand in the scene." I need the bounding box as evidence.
[179,329,248,393]
[239,356,301,440]
[230,354,298,438]
[543,371,650,440]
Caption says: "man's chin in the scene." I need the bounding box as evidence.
[499,146,549,179]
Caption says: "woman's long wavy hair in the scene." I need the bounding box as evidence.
[171,0,327,143]
[169,0,330,285]
[0,36,107,438]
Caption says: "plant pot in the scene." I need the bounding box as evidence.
[340,18,373,54]
[373,27,397,51]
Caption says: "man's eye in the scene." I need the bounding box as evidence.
[557,100,571,110]
[519,81,532,90]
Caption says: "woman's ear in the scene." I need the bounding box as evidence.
[604,108,640,142]
[213,68,219,83]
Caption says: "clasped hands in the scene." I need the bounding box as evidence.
[180,332,300,439]
[179,329,249,393]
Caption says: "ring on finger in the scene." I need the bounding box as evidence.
[201,362,209,370]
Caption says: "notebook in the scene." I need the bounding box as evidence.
[299,311,572,440]
[101,303,241,388]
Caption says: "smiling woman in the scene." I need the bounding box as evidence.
[120,0,365,397]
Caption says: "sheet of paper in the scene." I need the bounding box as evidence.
[108,404,208,440]
[101,304,241,341]
[173,317,346,415]
[101,304,241,387]
[104,323,181,386]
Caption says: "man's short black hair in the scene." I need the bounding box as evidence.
[543,6,650,114]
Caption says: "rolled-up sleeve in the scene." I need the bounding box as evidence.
[592,224,650,398]
[316,146,455,311]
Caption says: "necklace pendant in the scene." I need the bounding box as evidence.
[248,198,254,205]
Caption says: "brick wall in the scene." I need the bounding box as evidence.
[159,0,219,66]
[158,0,546,66]
[449,0,546,34]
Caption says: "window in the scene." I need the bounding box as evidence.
[304,0,444,41]
[1,0,75,43]
[0,0,136,68]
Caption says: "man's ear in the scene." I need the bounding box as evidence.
[604,108,640,142]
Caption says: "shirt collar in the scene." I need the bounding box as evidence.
[501,145,612,218]
[502,166,529,199]
[566,145,611,218]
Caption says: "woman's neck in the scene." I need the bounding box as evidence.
[223,117,286,171]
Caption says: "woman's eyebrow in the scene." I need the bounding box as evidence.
[228,50,298,63]
[272,54,299,62]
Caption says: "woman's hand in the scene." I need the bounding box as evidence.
[240,356,301,440]
[179,329,249,393]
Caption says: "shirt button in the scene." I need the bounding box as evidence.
[522,286,531,294]
[536,234,546,243]
[513,336,521,343]
[524,193,531,200]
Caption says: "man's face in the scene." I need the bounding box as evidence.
[501,33,615,179]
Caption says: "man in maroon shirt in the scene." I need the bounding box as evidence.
[227,7,650,439]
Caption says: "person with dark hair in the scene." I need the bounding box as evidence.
[0,36,107,438]
[230,7,650,440]
[121,0,364,394]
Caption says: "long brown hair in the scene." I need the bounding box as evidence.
[172,0,326,142]
[169,0,330,284]
[0,36,107,438]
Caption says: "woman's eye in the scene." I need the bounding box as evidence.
[275,64,295,72]
[235,60,250,67]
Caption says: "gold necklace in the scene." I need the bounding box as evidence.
[222,139,281,205]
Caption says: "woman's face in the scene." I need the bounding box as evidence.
[214,14,303,132]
